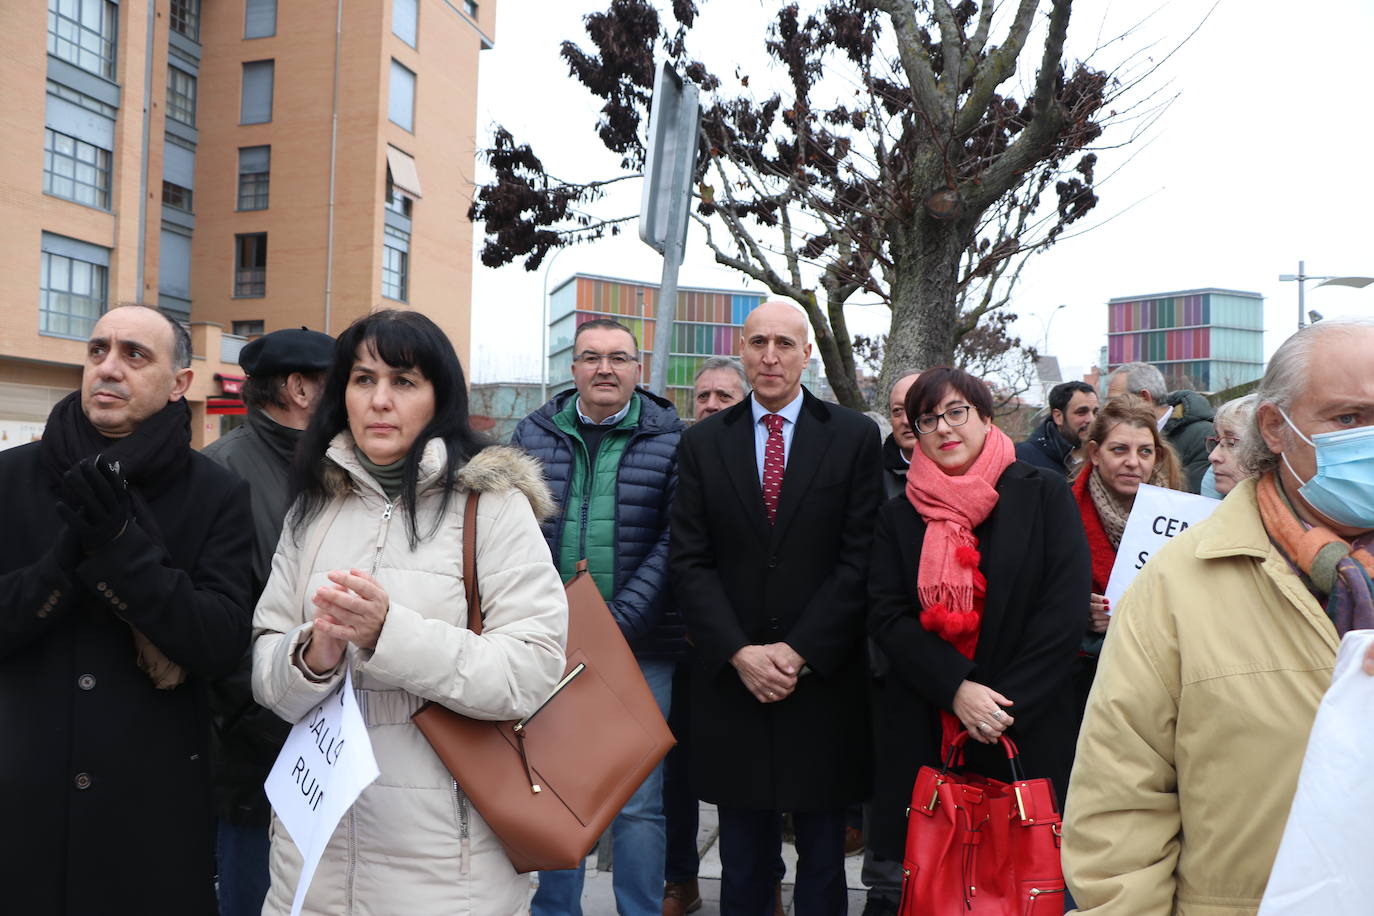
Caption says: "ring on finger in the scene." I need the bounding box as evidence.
[977,722,990,732]
[992,710,1006,721]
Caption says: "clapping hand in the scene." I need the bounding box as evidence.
[57,456,131,552]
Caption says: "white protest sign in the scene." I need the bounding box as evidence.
[1103,483,1219,608]
[1260,630,1374,914]
[265,667,379,916]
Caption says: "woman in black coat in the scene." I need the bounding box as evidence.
[867,367,1090,864]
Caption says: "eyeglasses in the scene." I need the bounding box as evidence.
[574,351,638,369]
[915,404,972,435]
[1206,435,1240,451]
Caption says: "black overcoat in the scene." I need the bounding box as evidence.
[866,461,1090,860]
[670,389,882,810]
[0,441,252,915]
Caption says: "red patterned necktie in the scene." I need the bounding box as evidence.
[761,413,786,525]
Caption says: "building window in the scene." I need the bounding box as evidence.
[232,319,264,337]
[44,129,111,209]
[465,0,478,17]
[169,0,200,40]
[385,184,412,218]
[382,225,409,302]
[48,0,118,81]
[240,60,274,125]
[162,181,193,211]
[393,0,417,47]
[244,0,277,39]
[388,60,415,132]
[234,233,267,297]
[41,248,108,339]
[167,66,197,126]
[237,146,270,210]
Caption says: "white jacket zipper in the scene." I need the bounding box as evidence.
[453,780,471,876]
[370,501,394,575]
[344,499,392,911]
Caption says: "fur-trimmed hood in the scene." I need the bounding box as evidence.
[456,445,556,523]
[323,434,555,522]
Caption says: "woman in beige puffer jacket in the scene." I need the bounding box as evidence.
[252,310,568,915]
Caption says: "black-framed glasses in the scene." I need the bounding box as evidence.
[915,404,972,435]
[574,351,638,369]
[1206,434,1240,451]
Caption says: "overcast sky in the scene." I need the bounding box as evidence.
[467,0,1374,388]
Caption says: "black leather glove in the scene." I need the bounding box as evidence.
[57,457,131,552]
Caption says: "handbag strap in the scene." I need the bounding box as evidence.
[463,491,482,635]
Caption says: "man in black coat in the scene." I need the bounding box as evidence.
[202,326,332,916]
[1015,380,1099,476]
[671,301,882,915]
[0,305,253,915]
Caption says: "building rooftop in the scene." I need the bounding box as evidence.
[550,272,765,299]
[1107,287,1264,304]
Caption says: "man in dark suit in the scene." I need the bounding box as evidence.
[671,301,882,915]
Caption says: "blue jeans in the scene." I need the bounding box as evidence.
[531,658,673,916]
[215,820,270,916]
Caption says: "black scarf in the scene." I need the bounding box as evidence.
[40,392,192,497]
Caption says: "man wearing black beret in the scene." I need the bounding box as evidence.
[202,326,333,916]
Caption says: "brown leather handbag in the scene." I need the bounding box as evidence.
[411,492,676,873]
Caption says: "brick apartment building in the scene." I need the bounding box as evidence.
[0,0,492,448]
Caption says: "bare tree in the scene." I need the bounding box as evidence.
[470,0,1156,410]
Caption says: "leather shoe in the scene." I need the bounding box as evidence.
[663,879,702,915]
[860,896,899,916]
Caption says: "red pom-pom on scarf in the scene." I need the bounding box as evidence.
[955,545,981,569]
[920,603,949,633]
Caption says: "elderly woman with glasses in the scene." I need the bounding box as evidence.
[1201,394,1259,498]
[866,368,1090,900]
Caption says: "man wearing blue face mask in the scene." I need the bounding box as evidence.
[1062,317,1374,915]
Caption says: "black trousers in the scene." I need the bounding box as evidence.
[718,806,847,915]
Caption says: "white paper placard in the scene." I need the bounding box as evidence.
[1260,630,1374,914]
[1103,483,1219,607]
[264,667,379,916]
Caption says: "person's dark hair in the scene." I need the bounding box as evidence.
[242,370,327,411]
[1049,380,1095,414]
[904,367,994,425]
[289,309,489,548]
[242,373,283,411]
[573,317,639,356]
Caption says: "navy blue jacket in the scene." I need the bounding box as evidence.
[1015,415,1074,476]
[510,388,685,659]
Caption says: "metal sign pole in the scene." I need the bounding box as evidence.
[639,63,700,397]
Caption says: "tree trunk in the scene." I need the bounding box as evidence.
[878,216,973,406]
[811,324,868,411]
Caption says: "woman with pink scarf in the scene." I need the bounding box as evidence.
[866,367,1091,883]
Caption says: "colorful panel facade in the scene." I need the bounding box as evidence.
[547,274,770,417]
[1105,288,1264,392]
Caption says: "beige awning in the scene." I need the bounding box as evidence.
[386,145,422,199]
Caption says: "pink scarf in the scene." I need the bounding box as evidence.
[904,424,1016,642]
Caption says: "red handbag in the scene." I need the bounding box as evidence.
[899,731,1065,915]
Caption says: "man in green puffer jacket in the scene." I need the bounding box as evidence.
[511,317,685,916]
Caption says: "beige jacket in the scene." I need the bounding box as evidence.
[1064,477,1340,915]
[252,437,568,916]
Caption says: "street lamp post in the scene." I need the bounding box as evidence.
[1041,303,1068,353]
[1279,260,1374,330]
